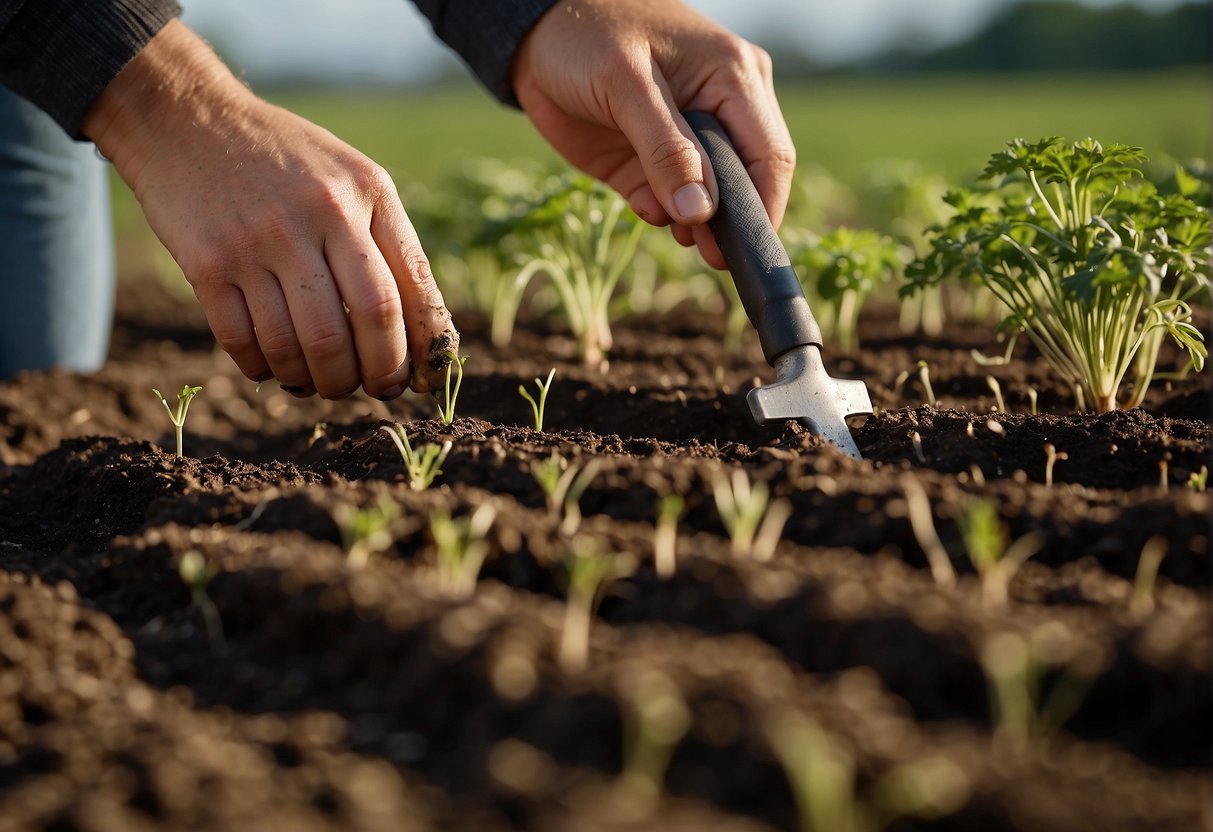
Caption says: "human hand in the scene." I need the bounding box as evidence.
[511,0,796,270]
[83,20,457,398]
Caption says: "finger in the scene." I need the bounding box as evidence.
[714,55,796,230]
[611,58,717,226]
[692,224,727,271]
[276,258,360,399]
[370,188,457,394]
[194,283,271,382]
[671,224,694,248]
[242,271,315,395]
[324,231,411,400]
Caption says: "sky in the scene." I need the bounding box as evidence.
[180,0,1196,85]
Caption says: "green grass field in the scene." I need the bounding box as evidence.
[113,69,1210,277]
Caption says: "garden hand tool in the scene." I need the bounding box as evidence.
[684,111,871,460]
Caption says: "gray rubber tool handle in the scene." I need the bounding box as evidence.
[684,110,821,365]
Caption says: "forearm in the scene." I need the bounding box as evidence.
[410,0,557,102]
[0,0,181,138]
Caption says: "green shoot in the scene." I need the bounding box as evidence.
[899,473,957,589]
[437,351,468,425]
[152,384,203,458]
[1187,465,1208,492]
[959,499,1042,610]
[380,424,452,491]
[764,710,969,832]
[981,625,1103,750]
[906,137,1209,412]
[179,550,224,650]
[1130,536,1168,619]
[1043,443,1068,487]
[986,376,1005,412]
[335,496,402,568]
[711,469,791,562]
[429,503,496,599]
[559,540,635,672]
[532,452,602,535]
[917,361,936,408]
[617,666,691,812]
[653,494,684,579]
[518,368,556,432]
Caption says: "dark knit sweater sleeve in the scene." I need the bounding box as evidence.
[411,0,558,104]
[0,0,182,138]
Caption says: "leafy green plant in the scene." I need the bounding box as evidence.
[959,499,1042,610]
[906,137,1209,412]
[152,384,202,458]
[437,351,467,425]
[518,368,556,432]
[179,549,224,650]
[429,503,496,599]
[789,228,909,352]
[764,710,969,832]
[495,175,646,368]
[711,469,791,562]
[380,424,452,491]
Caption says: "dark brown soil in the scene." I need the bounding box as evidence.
[0,277,1208,831]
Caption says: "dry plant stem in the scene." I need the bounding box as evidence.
[899,474,957,589]
[1130,536,1168,618]
[1027,388,1038,415]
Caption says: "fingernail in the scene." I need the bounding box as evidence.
[674,182,712,221]
[377,385,405,402]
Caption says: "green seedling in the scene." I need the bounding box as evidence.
[518,368,557,432]
[765,710,969,832]
[437,351,468,425]
[617,666,691,812]
[559,540,635,672]
[496,175,646,368]
[917,361,936,408]
[959,498,1043,610]
[532,452,602,535]
[335,496,402,568]
[981,624,1103,750]
[380,424,452,491]
[899,473,957,589]
[1130,536,1168,619]
[906,137,1208,412]
[711,468,791,562]
[429,503,497,599]
[308,421,329,449]
[179,549,224,650]
[1187,465,1208,492]
[152,384,203,458]
[653,493,684,579]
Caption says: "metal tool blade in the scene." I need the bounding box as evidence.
[746,345,872,460]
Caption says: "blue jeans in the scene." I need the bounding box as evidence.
[0,85,114,380]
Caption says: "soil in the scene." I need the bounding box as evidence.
[0,277,1208,832]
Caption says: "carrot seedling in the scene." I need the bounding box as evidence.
[917,361,936,408]
[152,384,202,458]
[617,666,691,812]
[711,469,791,562]
[335,496,402,568]
[518,368,556,432]
[437,351,468,425]
[959,499,1042,610]
[179,549,224,650]
[429,503,496,599]
[559,541,634,672]
[380,424,452,491]
[532,452,601,535]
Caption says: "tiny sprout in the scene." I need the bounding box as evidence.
[910,430,926,464]
[380,424,452,490]
[1159,454,1170,491]
[617,667,691,811]
[179,550,224,649]
[654,493,684,579]
[1188,465,1209,492]
[153,384,203,458]
[986,376,1005,412]
[959,499,1042,611]
[917,360,936,408]
[437,350,468,425]
[308,421,329,449]
[518,367,556,432]
[1130,536,1168,619]
[560,540,634,672]
[891,369,910,402]
[1027,388,1039,415]
[899,473,956,589]
[430,503,496,598]
[1043,443,1068,487]
[711,468,791,562]
[335,496,402,568]
[532,452,601,535]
